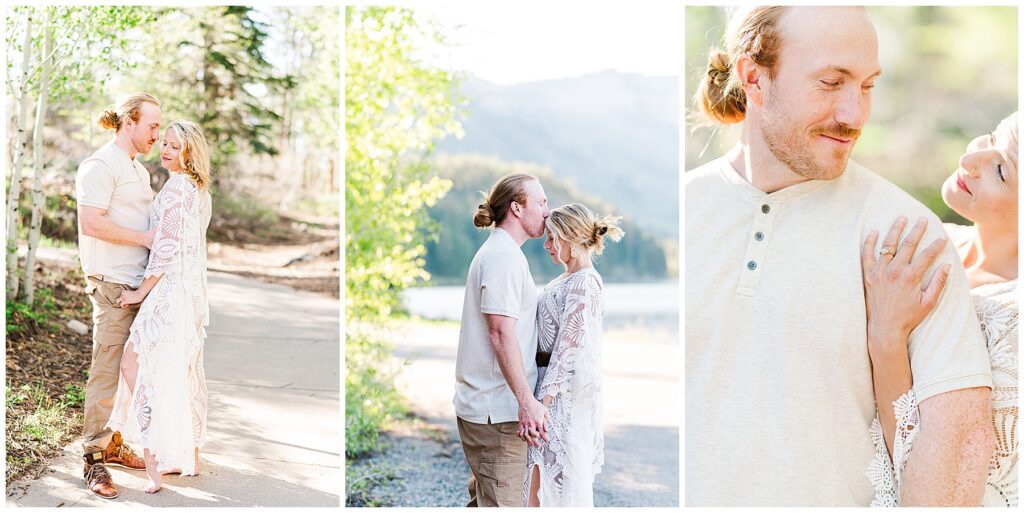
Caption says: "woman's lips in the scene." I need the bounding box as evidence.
[956,172,972,195]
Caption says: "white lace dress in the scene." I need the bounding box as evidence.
[526,268,605,507]
[868,226,1018,506]
[107,173,212,475]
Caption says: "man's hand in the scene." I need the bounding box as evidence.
[517,396,549,447]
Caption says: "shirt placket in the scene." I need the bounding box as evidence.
[736,200,777,296]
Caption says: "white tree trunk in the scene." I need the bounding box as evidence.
[24,9,52,305]
[6,9,34,301]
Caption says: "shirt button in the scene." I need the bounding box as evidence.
[754,232,764,241]
[761,204,771,214]
[747,261,757,270]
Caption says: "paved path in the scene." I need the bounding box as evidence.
[7,266,340,507]
[386,319,679,507]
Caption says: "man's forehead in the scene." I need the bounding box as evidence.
[779,7,880,75]
[524,180,544,197]
[139,102,161,121]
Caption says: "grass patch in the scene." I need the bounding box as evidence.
[345,459,398,507]
[6,287,59,334]
[6,264,93,485]
[5,381,82,484]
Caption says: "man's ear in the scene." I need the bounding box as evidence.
[735,54,765,107]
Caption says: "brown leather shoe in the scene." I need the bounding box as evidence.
[83,463,118,499]
[103,432,146,470]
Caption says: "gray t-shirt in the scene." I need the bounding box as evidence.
[454,228,539,424]
[685,157,992,506]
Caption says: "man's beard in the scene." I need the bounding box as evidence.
[526,220,545,239]
[132,133,153,155]
[760,89,859,181]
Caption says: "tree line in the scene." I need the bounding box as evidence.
[424,154,673,284]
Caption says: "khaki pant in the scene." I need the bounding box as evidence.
[457,417,527,507]
[81,276,139,457]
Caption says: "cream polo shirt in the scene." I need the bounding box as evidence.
[454,228,540,425]
[75,140,154,287]
[684,157,992,506]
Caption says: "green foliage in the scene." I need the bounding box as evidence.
[685,6,1017,215]
[126,6,292,173]
[424,154,672,284]
[345,6,464,458]
[344,328,405,458]
[6,386,28,407]
[6,287,57,333]
[6,6,154,104]
[61,384,85,408]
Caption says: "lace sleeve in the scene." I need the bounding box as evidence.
[538,274,601,401]
[145,176,196,279]
[867,389,921,507]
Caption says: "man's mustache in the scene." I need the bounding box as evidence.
[812,123,860,140]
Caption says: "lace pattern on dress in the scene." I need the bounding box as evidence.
[868,390,921,507]
[106,173,211,475]
[526,269,604,507]
[867,274,1018,507]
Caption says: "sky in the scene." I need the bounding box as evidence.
[416,2,684,85]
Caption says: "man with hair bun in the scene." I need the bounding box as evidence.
[74,92,161,498]
[454,173,550,507]
[685,7,993,506]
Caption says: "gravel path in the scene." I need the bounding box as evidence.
[349,318,679,507]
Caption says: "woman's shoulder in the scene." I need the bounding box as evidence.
[563,268,603,294]
[162,172,198,193]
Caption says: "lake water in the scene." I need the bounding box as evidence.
[402,281,679,337]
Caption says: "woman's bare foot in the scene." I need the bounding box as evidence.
[191,448,201,475]
[143,448,161,493]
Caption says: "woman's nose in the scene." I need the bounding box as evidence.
[959,152,982,177]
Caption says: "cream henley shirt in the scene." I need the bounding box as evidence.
[685,157,992,506]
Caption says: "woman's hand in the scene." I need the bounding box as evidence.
[863,216,951,459]
[118,289,145,308]
[861,216,951,354]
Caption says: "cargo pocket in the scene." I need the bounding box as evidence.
[477,459,527,507]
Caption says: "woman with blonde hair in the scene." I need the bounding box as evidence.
[863,112,1018,506]
[524,203,623,507]
[107,120,213,493]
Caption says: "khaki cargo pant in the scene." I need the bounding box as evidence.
[457,417,527,507]
[81,276,139,458]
